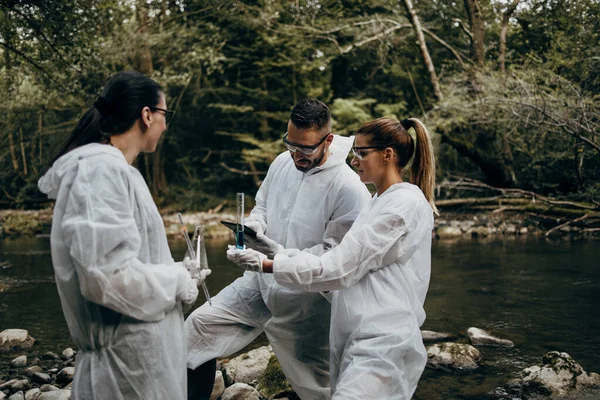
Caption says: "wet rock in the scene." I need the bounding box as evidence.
[209,371,225,400]
[8,392,24,400]
[426,343,482,370]
[221,383,260,400]
[0,392,5,400]
[59,349,74,361]
[10,356,27,368]
[436,226,463,239]
[24,389,41,400]
[421,330,454,343]
[519,227,529,235]
[468,226,490,238]
[10,381,30,393]
[223,345,274,385]
[40,353,59,362]
[0,380,18,391]
[37,391,70,400]
[55,368,74,384]
[256,355,295,400]
[0,330,35,353]
[29,359,40,367]
[30,374,51,385]
[39,385,59,393]
[511,351,600,399]
[24,367,43,377]
[467,327,514,348]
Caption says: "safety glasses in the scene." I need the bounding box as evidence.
[283,132,331,155]
[352,144,394,160]
[150,107,175,125]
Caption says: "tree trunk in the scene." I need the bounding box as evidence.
[464,0,485,68]
[499,0,520,73]
[403,0,443,101]
[331,56,349,99]
[135,0,153,74]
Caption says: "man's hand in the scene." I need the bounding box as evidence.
[244,233,284,259]
[244,220,264,236]
[226,245,267,272]
[183,256,212,286]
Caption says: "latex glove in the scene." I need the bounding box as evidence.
[178,267,199,313]
[226,245,266,272]
[244,233,284,259]
[183,257,212,287]
[244,220,265,236]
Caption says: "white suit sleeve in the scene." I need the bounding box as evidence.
[274,211,416,292]
[61,161,197,322]
[304,180,370,256]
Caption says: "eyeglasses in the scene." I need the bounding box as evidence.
[283,132,331,155]
[352,144,394,160]
[151,107,175,125]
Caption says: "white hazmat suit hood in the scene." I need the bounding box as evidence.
[40,143,198,400]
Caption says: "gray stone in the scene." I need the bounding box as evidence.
[467,327,514,348]
[38,385,59,393]
[436,226,463,239]
[516,352,600,399]
[221,383,260,400]
[10,356,27,368]
[30,374,51,385]
[24,389,41,400]
[55,368,74,384]
[421,330,454,343]
[10,380,30,393]
[59,349,74,361]
[223,345,274,385]
[426,342,482,370]
[0,330,35,353]
[37,391,70,400]
[24,367,43,377]
[0,392,5,400]
[256,356,295,400]
[0,381,17,391]
[209,371,225,400]
[8,392,24,400]
[468,226,490,238]
[40,353,59,361]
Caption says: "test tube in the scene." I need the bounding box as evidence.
[236,192,244,249]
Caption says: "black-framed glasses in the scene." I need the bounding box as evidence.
[151,107,175,125]
[352,144,394,160]
[283,132,331,155]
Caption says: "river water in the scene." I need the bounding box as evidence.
[1,236,598,399]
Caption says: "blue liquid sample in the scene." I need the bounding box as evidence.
[236,230,244,249]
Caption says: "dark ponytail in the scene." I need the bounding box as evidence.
[357,117,438,215]
[50,71,162,164]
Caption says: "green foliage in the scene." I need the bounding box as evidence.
[1,0,598,209]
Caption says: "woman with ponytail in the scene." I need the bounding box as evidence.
[227,116,437,399]
[38,71,207,400]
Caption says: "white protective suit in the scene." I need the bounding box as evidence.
[273,182,434,400]
[186,135,371,399]
[38,143,198,400]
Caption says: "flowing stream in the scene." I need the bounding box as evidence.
[1,236,598,399]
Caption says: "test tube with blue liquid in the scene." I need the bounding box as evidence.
[236,192,244,249]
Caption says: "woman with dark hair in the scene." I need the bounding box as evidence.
[39,71,207,399]
[228,117,438,399]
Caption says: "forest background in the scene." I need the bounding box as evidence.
[1,0,598,213]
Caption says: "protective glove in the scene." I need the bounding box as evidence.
[183,256,212,287]
[226,245,266,272]
[244,233,284,259]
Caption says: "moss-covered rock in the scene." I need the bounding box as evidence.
[256,355,298,400]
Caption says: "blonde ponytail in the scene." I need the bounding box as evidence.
[403,118,438,215]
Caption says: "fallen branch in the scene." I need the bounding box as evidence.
[545,214,590,237]
[219,162,266,176]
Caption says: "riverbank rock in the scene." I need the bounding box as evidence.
[10,356,27,368]
[0,330,35,353]
[209,370,225,400]
[163,212,236,239]
[31,373,51,385]
[221,383,260,400]
[421,330,454,343]
[436,226,463,239]
[223,345,274,385]
[24,389,41,400]
[37,391,70,400]
[38,385,59,393]
[507,351,600,399]
[426,343,482,370]
[256,355,296,399]
[59,349,74,361]
[55,368,74,384]
[8,392,24,400]
[467,327,514,348]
